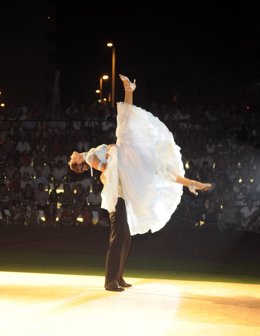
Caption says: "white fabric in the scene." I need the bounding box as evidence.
[85,144,108,164]
[86,102,185,236]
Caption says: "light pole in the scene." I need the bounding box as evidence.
[99,75,109,102]
[107,42,116,109]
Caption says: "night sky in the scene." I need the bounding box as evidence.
[1,1,260,106]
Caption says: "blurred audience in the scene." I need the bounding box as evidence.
[0,96,259,233]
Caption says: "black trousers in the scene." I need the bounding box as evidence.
[105,198,131,287]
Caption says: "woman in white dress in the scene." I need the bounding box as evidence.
[69,74,212,291]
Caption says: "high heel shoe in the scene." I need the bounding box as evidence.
[188,181,212,196]
[119,74,136,92]
[201,183,212,192]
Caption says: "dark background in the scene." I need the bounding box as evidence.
[0,1,260,106]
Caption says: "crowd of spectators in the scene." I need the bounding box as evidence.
[0,97,259,234]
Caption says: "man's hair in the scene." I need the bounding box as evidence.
[68,161,90,174]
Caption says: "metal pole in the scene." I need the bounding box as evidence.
[111,46,116,109]
[100,77,102,101]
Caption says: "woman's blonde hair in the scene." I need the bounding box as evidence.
[68,161,90,174]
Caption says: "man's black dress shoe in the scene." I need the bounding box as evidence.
[118,280,132,288]
[105,281,124,292]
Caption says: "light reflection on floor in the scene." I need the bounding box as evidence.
[0,271,260,336]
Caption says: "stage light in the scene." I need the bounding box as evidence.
[56,185,64,193]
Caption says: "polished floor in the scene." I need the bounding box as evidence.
[0,271,260,336]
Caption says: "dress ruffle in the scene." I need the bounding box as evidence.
[114,102,185,235]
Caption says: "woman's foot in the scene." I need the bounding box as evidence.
[188,181,212,196]
[119,74,136,92]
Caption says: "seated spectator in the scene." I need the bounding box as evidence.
[205,137,216,155]
[34,182,49,209]
[4,158,18,181]
[65,101,79,120]
[190,197,205,226]
[32,149,47,168]
[52,160,68,184]
[235,184,250,205]
[32,168,49,190]
[35,138,47,154]
[198,160,213,182]
[60,183,74,206]
[202,199,220,231]
[16,134,31,153]
[2,134,16,157]
[19,158,35,179]
[40,162,52,180]
[20,171,33,189]
[22,183,35,206]
[0,183,12,212]
[59,204,76,226]
[54,149,68,165]
[76,204,92,227]
[77,136,90,153]
[49,136,62,158]
[239,198,259,232]
[218,197,240,232]
[18,150,33,167]
[98,208,110,227]
[8,171,22,196]
[46,187,59,226]
[88,183,101,207]
[12,202,31,226]
[73,183,86,209]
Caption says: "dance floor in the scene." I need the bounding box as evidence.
[0,271,260,336]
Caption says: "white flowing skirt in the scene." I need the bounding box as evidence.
[115,102,185,236]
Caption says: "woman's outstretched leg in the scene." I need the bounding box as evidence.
[175,175,212,195]
[119,74,136,105]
